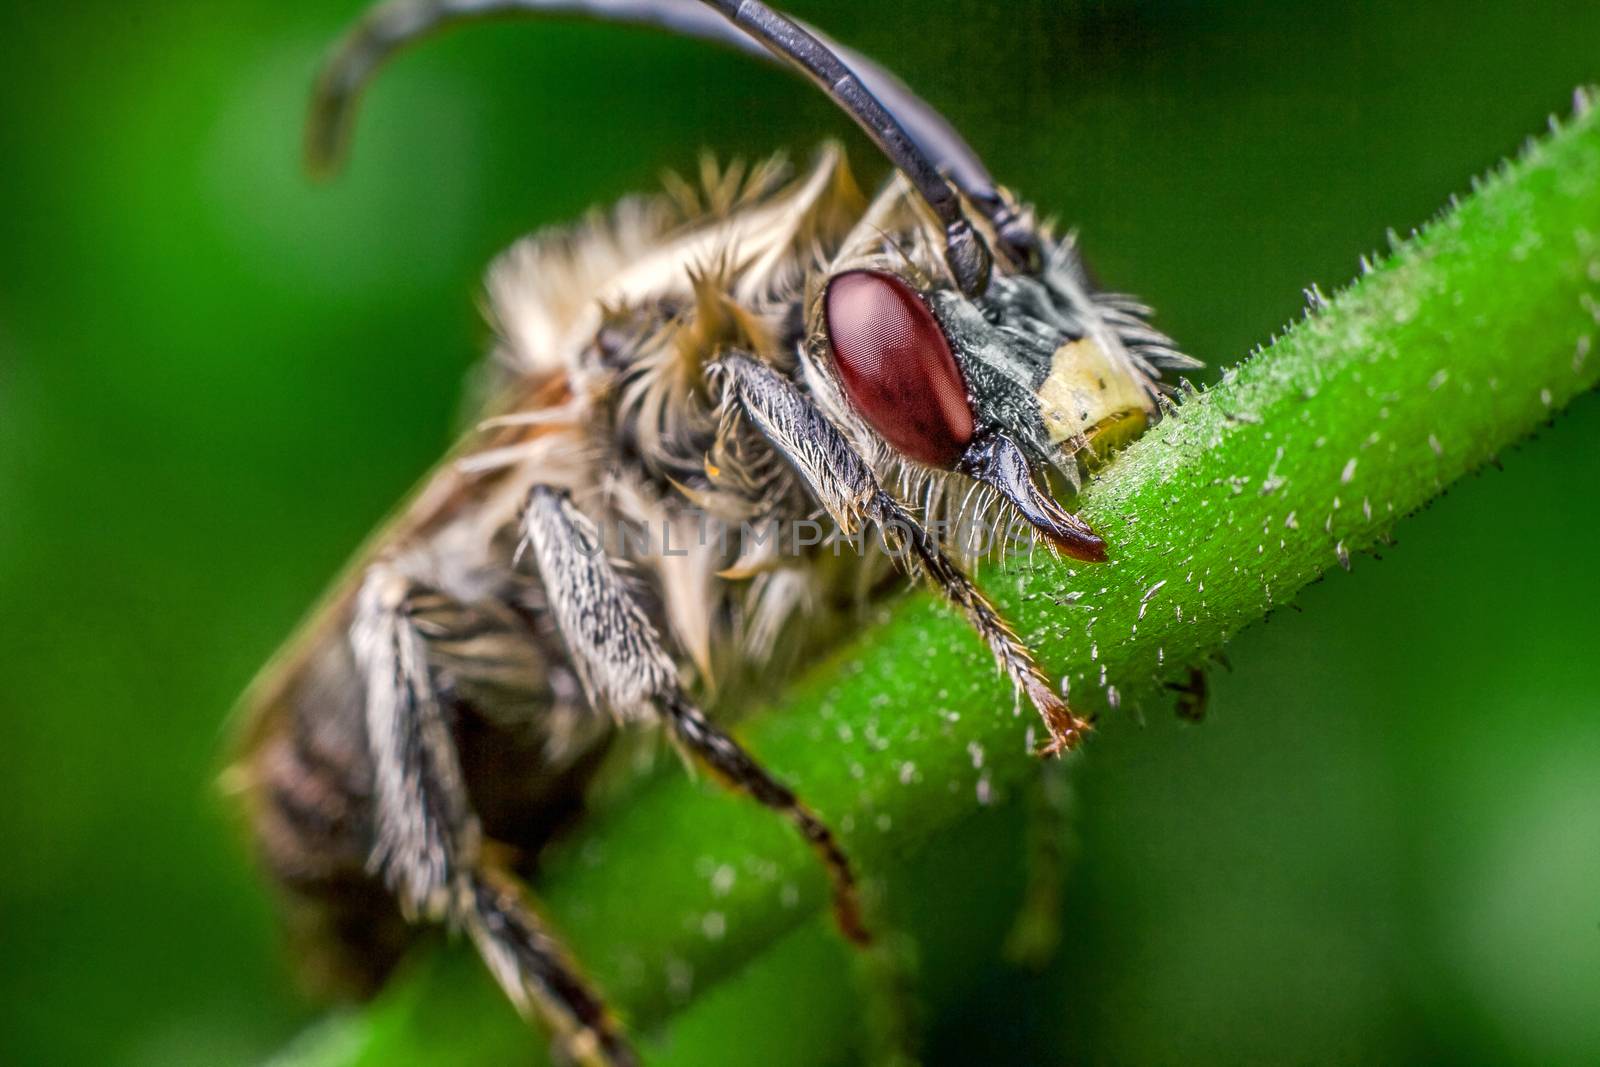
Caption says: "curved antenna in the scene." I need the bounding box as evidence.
[308,0,1027,293]
[694,0,988,293]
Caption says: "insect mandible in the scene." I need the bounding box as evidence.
[228,1,1196,1063]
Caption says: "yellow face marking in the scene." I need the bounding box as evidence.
[1036,337,1156,454]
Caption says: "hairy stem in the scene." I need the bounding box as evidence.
[277,97,1600,1065]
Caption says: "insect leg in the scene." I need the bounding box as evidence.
[350,568,636,1067]
[1168,666,1209,723]
[1003,755,1077,969]
[712,353,1092,756]
[464,866,637,1067]
[519,485,869,944]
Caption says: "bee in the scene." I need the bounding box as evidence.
[228,1,1195,1063]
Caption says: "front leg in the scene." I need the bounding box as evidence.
[519,485,869,944]
[711,353,1092,755]
[350,567,636,1067]
[1168,665,1209,723]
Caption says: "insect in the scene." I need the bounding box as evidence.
[228,1,1195,1063]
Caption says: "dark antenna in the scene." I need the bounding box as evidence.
[307,0,1031,294]
[691,0,988,293]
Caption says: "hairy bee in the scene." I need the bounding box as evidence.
[229,1,1195,1063]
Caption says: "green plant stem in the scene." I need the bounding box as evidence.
[278,100,1600,1065]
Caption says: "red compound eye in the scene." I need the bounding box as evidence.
[823,269,975,468]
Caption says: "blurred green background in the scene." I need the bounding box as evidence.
[2,1,1598,1064]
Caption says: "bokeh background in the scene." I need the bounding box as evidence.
[3,1,1598,1063]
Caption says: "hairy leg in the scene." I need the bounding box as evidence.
[712,353,1091,755]
[350,567,636,1066]
[519,485,869,943]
